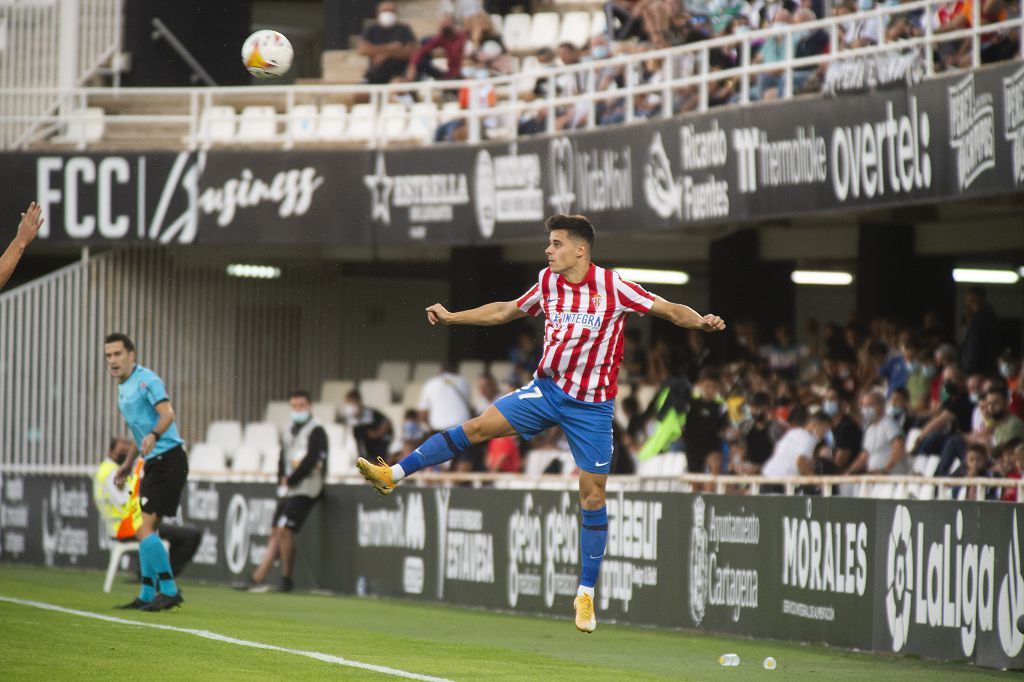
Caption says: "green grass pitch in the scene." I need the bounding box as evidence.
[0,564,1003,680]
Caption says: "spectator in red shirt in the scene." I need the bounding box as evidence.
[406,14,468,82]
[486,436,521,473]
[995,439,1022,501]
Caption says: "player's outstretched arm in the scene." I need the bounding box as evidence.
[426,301,528,327]
[648,297,726,332]
[0,202,44,291]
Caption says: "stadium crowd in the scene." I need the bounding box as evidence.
[340,285,1023,499]
[356,0,1022,140]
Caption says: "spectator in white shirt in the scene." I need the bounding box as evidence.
[419,363,474,432]
[845,390,909,474]
[762,406,831,478]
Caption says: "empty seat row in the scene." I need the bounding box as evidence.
[500,11,607,52]
[200,102,463,145]
[189,420,360,475]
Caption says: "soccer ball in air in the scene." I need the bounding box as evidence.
[242,30,293,79]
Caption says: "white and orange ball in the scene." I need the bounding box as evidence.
[241,30,293,79]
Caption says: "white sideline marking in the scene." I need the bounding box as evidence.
[0,594,452,681]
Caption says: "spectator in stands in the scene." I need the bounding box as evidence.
[961,286,999,376]
[342,389,393,461]
[359,2,417,85]
[761,324,802,379]
[839,0,881,48]
[762,405,829,479]
[622,328,648,384]
[1011,361,1024,420]
[887,386,913,435]
[94,437,202,580]
[912,364,972,457]
[399,408,428,461]
[792,7,828,92]
[434,64,500,141]
[245,389,327,593]
[474,373,501,414]
[509,327,542,385]
[820,384,863,471]
[406,14,468,81]
[516,47,558,135]
[683,368,731,476]
[879,338,916,397]
[978,0,1019,63]
[441,0,490,46]
[737,392,787,473]
[752,8,793,100]
[905,347,935,414]
[606,0,650,42]
[844,391,908,474]
[936,385,1024,476]
[1000,352,1020,392]
[956,442,996,500]
[486,434,522,472]
[419,363,478,469]
[994,439,1022,501]
[932,0,974,68]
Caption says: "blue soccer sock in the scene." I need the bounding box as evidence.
[138,560,156,603]
[579,507,609,592]
[394,426,470,480]
[140,534,178,597]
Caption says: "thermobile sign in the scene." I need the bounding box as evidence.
[1,474,1021,670]
[1,61,1023,247]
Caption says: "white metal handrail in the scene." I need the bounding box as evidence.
[1,0,1018,150]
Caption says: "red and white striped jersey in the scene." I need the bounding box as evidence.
[515,263,656,402]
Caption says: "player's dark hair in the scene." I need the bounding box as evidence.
[288,388,312,402]
[545,214,595,249]
[104,332,135,352]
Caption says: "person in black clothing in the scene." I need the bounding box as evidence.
[342,389,393,460]
[912,365,973,457]
[243,389,327,593]
[683,368,730,474]
[820,384,863,471]
[358,2,417,84]
[961,286,999,376]
[737,392,786,473]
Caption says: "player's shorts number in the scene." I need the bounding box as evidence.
[517,381,543,400]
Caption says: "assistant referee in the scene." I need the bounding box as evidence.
[105,332,188,611]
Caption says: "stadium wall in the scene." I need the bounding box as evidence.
[1,61,1022,249]
[0,250,449,470]
[3,473,1022,670]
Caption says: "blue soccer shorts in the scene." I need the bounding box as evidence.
[493,376,614,474]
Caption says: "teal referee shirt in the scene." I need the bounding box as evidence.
[117,364,184,459]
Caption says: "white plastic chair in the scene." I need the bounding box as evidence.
[205,421,243,457]
[559,11,592,48]
[324,423,357,474]
[289,104,318,141]
[201,106,236,142]
[264,401,291,435]
[458,360,486,384]
[440,101,462,124]
[231,444,263,472]
[103,539,169,593]
[412,361,442,383]
[405,102,439,144]
[403,381,425,409]
[320,379,356,407]
[344,103,376,142]
[502,13,533,51]
[529,13,561,51]
[380,103,409,141]
[377,360,411,397]
[591,10,608,38]
[489,360,515,385]
[189,443,227,473]
[317,104,348,140]
[57,107,105,145]
[490,14,504,36]
[236,105,278,141]
[359,379,393,410]
[312,402,337,424]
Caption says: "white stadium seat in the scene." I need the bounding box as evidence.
[56,107,105,144]
[490,14,504,36]
[289,103,319,140]
[412,361,442,383]
[377,360,411,397]
[344,103,376,142]
[201,105,236,142]
[458,360,486,384]
[405,102,439,144]
[359,379,393,410]
[502,13,532,52]
[205,420,243,457]
[379,403,406,455]
[559,11,592,48]
[243,421,281,470]
[312,401,337,424]
[591,10,608,38]
[380,103,409,141]
[189,443,227,473]
[489,360,514,384]
[530,13,561,51]
[324,423,357,474]
[403,381,424,409]
[440,101,462,124]
[320,379,356,407]
[264,401,291,435]
[236,105,278,141]
[317,104,348,140]
[231,445,263,472]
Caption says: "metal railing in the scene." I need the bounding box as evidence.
[0,0,123,149]
[2,0,1020,150]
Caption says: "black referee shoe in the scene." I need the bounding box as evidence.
[139,591,184,612]
[274,577,294,593]
[114,598,149,610]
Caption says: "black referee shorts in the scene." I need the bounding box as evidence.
[140,446,189,518]
[274,495,317,532]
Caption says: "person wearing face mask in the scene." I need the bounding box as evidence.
[912,365,972,458]
[762,405,823,482]
[683,367,732,479]
[737,392,787,473]
[845,391,908,475]
[342,389,394,462]
[887,387,912,435]
[820,385,863,471]
[932,385,1024,477]
[359,2,417,85]
[406,14,467,81]
[242,389,327,593]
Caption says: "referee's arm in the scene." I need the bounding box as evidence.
[140,401,176,455]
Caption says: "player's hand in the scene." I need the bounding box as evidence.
[699,314,726,332]
[140,433,156,456]
[15,202,43,247]
[425,303,451,326]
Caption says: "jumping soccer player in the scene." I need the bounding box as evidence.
[357,214,726,633]
[106,333,189,611]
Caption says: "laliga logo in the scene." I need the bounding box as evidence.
[643,132,683,219]
[224,494,250,575]
[886,505,914,650]
[548,138,575,214]
[997,512,1024,657]
[41,484,61,567]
